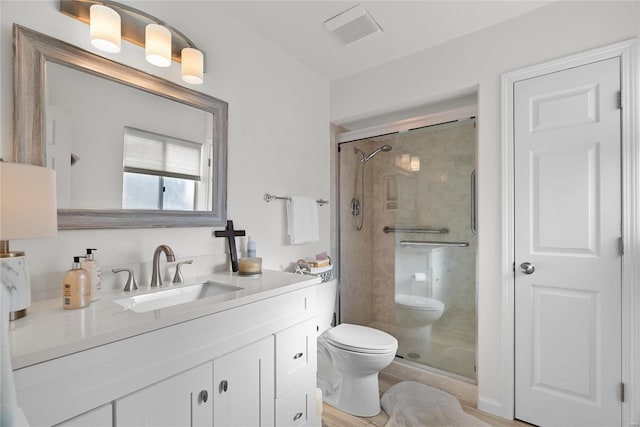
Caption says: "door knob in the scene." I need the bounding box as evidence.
[519,262,535,274]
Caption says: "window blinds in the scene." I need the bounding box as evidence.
[123,127,202,181]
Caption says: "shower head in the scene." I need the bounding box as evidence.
[360,144,392,163]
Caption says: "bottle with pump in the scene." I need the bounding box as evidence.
[247,236,256,258]
[63,256,91,310]
[81,248,102,301]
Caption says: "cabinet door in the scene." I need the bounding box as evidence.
[116,362,212,427]
[275,318,317,397]
[275,374,317,427]
[213,336,274,426]
[56,403,112,427]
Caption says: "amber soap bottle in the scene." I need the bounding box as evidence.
[63,256,91,310]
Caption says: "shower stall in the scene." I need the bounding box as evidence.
[338,118,477,381]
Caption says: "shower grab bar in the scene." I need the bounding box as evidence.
[264,193,329,206]
[383,226,449,234]
[400,240,469,248]
[471,170,477,235]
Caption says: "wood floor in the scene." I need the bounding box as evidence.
[322,372,531,427]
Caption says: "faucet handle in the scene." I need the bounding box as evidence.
[112,268,138,292]
[173,260,193,284]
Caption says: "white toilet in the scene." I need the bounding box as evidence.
[316,279,398,417]
[394,294,444,355]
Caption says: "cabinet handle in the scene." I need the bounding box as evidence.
[198,390,208,404]
[293,352,304,360]
[293,412,303,421]
[219,380,228,393]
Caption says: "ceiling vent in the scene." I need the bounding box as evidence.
[324,4,382,45]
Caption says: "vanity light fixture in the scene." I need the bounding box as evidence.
[145,23,171,67]
[181,47,204,85]
[89,4,120,53]
[60,0,205,84]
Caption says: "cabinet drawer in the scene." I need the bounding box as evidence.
[275,374,316,427]
[275,318,317,397]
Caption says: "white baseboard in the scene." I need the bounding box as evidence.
[477,396,508,419]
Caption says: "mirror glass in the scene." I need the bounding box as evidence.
[14,25,228,229]
[46,63,213,212]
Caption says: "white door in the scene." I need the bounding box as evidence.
[514,57,622,426]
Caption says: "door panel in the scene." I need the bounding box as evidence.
[213,336,275,427]
[514,57,622,426]
[116,362,212,427]
[532,143,599,255]
[532,285,599,401]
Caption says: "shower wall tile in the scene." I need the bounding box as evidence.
[339,140,375,325]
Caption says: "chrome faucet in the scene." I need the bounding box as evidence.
[150,245,176,288]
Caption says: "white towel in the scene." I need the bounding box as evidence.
[287,195,319,245]
[1,280,30,426]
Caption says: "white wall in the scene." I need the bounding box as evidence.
[1,1,330,299]
[330,0,639,416]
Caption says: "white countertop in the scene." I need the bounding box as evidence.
[10,270,320,370]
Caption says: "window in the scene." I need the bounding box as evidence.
[122,127,203,210]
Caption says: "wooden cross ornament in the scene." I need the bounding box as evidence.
[214,220,246,272]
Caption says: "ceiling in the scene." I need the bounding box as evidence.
[218,1,553,81]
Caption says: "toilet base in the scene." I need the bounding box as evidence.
[324,372,382,417]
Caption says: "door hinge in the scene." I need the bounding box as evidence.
[619,237,624,256]
[621,382,625,402]
[619,91,623,109]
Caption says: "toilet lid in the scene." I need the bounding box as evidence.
[326,324,398,354]
[395,294,444,311]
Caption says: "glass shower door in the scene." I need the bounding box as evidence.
[390,119,477,380]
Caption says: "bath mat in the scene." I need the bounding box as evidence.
[381,381,490,427]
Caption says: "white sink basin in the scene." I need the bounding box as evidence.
[114,281,243,313]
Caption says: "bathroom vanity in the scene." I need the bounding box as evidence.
[9,270,319,426]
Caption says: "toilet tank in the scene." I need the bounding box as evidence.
[315,279,338,334]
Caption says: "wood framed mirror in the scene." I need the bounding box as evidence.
[13,24,227,229]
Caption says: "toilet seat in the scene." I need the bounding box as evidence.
[395,294,444,311]
[326,324,397,354]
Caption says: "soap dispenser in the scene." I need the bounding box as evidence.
[63,256,91,310]
[247,236,256,258]
[81,248,102,301]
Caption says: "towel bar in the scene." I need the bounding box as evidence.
[264,193,328,206]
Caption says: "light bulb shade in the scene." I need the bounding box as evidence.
[90,4,121,53]
[0,163,57,241]
[410,156,420,171]
[181,48,204,84]
[146,24,172,67]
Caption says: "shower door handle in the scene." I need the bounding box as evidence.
[519,262,535,275]
[471,170,477,235]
